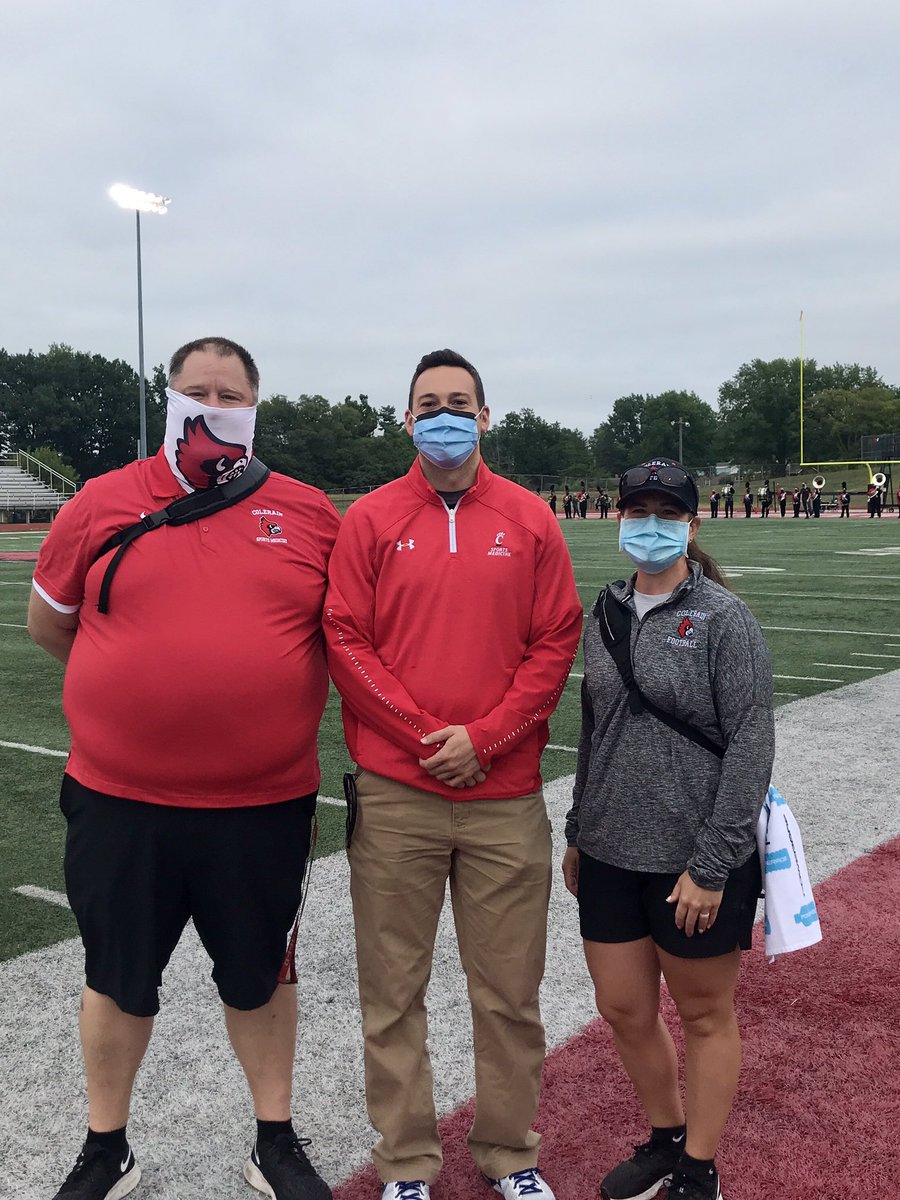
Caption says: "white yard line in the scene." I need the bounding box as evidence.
[762,625,888,638]
[773,673,842,683]
[812,663,884,671]
[0,622,28,629]
[13,886,70,909]
[852,652,900,659]
[547,743,578,752]
[0,739,68,757]
[773,691,799,697]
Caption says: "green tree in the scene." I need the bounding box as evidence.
[26,447,80,484]
[589,395,646,473]
[0,344,163,477]
[717,358,895,468]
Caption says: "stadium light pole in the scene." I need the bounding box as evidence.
[671,416,690,463]
[109,184,171,459]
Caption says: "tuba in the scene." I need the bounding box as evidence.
[812,474,825,490]
[872,471,887,489]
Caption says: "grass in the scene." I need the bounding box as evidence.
[2,512,899,961]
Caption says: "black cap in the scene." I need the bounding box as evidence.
[617,458,699,515]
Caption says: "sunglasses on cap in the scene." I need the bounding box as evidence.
[620,464,691,489]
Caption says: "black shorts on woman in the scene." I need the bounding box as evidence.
[577,849,761,958]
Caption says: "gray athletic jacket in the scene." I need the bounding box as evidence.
[565,562,775,890]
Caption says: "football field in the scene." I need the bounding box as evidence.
[1,512,898,962]
[1,512,899,1199]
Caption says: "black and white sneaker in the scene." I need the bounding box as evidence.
[53,1141,141,1200]
[599,1136,683,1200]
[667,1163,723,1200]
[244,1133,333,1199]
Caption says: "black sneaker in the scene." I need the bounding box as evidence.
[53,1141,141,1200]
[244,1132,333,1200]
[599,1136,683,1200]
[667,1164,723,1200]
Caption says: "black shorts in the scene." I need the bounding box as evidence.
[61,775,316,1017]
[577,850,761,959]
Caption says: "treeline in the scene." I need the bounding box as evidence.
[1,344,898,487]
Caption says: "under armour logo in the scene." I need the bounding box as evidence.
[396,539,415,551]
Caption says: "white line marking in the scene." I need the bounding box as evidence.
[0,581,31,585]
[773,673,842,682]
[547,743,578,752]
[13,885,71,909]
[739,591,888,601]
[0,739,68,757]
[0,622,27,629]
[762,625,888,638]
[773,691,800,697]
[567,672,584,680]
[812,663,884,671]
[722,566,786,573]
[317,795,343,807]
[851,652,900,659]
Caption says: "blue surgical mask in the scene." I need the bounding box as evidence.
[412,408,480,470]
[618,514,690,573]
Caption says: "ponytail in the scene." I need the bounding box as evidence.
[688,539,729,589]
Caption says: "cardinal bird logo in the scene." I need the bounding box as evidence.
[258,516,283,537]
[175,416,249,489]
[677,617,695,639]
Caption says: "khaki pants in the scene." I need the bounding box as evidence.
[349,770,552,1184]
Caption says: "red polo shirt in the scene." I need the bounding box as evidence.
[33,450,340,807]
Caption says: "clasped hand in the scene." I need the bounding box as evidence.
[419,725,490,789]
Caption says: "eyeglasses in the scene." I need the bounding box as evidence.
[620,465,691,489]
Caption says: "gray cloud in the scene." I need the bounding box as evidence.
[3,0,899,434]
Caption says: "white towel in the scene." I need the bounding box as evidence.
[755,785,823,961]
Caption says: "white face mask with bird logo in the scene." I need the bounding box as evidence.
[164,387,257,493]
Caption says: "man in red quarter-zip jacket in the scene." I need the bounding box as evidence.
[324,349,582,1200]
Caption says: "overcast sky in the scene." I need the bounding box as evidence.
[4,0,899,433]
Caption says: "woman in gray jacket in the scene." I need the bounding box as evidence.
[562,458,774,1200]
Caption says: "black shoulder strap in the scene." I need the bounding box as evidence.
[596,585,725,759]
[93,457,271,615]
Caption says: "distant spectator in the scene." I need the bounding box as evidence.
[709,490,719,518]
[548,487,557,515]
[744,487,753,518]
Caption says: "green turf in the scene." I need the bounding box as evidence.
[2,513,899,961]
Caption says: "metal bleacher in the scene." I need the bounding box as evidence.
[0,451,77,519]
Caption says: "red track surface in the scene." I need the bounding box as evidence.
[335,837,899,1200]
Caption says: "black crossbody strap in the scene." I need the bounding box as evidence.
[94,457,271,614]
[596,586,725,760]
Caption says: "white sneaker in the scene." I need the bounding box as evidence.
[380,1183,431,1200]
[486,1168,556,1199]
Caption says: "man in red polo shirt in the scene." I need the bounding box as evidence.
[29,338,338,1200]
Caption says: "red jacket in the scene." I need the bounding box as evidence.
[324,459,583,799]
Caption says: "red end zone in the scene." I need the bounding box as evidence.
[334,838,899,1200]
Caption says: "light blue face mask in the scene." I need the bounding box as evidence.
[618,513,690,573]
[412,408,480,470]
